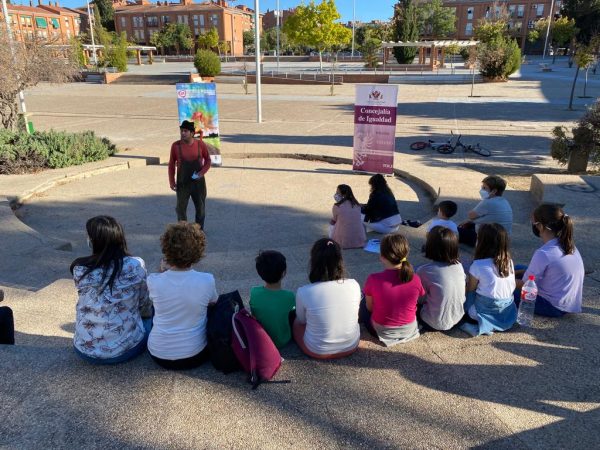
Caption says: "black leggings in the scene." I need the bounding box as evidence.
[0,306,15,345]
[151,346,210,370]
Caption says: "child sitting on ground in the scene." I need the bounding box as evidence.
[427,200,458,236]
[250,250,296,348]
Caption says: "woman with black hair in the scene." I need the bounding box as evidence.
[361,174,402,234]
[293,238,361,359]
[515,204,584,317]
[71,216,152,364]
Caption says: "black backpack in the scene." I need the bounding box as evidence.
[206,290,243,373]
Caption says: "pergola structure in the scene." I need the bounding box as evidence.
[380,40,478,70]
[81,45,158,66]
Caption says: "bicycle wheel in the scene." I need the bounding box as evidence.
[410,141,429,150]
[472,144,492,157]
[436,144,454,154]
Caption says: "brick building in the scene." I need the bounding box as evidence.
[0,0,81,43]
[261,7,295,30]
[114,0,259,56]
[443,0,561,48]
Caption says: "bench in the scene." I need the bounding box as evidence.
[539,63,552,72]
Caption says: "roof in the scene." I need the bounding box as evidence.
[381,40,479,48]
[114,2,259,16]
[37,5,80,16]
[5,4,61,17]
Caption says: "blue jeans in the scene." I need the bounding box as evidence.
[74,318,153,365]
[514,265,566,318]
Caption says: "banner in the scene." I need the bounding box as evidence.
[352,85,398,175]
[176,83,222,166]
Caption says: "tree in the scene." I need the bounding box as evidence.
[474,18,521,80]
[445,43,460,70]
[283,0,351,72]
[151,23,193,55]
[197,27,219,51]
[0,31,78,130]
[243,30,254,52]
[418,0,456,38]
[194,49,221,77]
[360,29,381,68]
[528,16,577,62]
[392,0,420,64]
[568,46,595,108]
[561,0,600,45]
[92,0,115,32]
[355,22,393,48]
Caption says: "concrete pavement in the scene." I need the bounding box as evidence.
[0,76,599,449]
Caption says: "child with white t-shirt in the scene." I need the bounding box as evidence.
[427,200,459,236]
[147,222,218,370]
[461,223,517,336]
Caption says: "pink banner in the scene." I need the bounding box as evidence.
[352,85,398,175]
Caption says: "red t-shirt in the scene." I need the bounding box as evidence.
[168,139,211,187]
[364,270,425,327]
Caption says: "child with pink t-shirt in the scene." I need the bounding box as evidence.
[360,233,424,346]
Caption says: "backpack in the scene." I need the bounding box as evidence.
[231,308,286,389]
[206,290,243,373]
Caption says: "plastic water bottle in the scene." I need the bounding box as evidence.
[517,275,537,327]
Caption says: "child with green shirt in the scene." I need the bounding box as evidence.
[249,250,296,348]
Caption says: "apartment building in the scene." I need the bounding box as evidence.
[0,0,81,43]
[114,0,260,56]
[444,0,561,48]
[261,8,295,30]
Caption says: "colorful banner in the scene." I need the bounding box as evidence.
[176,83,222,166]
[352,85,398,175]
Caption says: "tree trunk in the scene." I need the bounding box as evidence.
[567,146,589,173]
[318,51,323,73]
[583,67,589,97]
[0,95,19,131]
[568,66,579,110]
[552,47,556,64]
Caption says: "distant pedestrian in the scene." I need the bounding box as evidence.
[168,120,212,229]
[0,289,15,345]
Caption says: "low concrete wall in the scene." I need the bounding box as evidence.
[103,72,125,84]
[246,75,342,85]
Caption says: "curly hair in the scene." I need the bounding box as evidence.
[160,222,206,269]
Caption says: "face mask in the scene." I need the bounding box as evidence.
[531,222,541,238]
[479,189,490,200]
[334,194,343,203]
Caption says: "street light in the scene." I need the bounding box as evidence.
[351,0,355,57]
[542,0,555,60]
[86,0,98,66]
[276,0,280,73]
[254,0,262,123]
[1,0,28,132]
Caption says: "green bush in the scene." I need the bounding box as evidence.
[477,36,521,80]
[0,129,116,174]
[194,49,221,76]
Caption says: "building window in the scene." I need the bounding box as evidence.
[465,22,473,36]
[536,4,544,16]
[508,5,516,16]
[133,16,143,27]
[162,15,170,25]
[8,14,16,25]
[210,13,218,27]
[64,17,70,27]
[20,16,33,27]
[120,17,126,27]
[517,5,524,17]
[527,20,535,29]
[467,7,473,20]
[147,16,159,27]
[515,21,522,32]
[200,15,205,26]
[177,15,188,24]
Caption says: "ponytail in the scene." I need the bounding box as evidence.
[557,214,575,255]
[396,259,414,283]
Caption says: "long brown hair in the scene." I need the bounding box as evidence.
[474,223,512,277]
[380,233,413,283]
[309,238,346,283]
[533,204,575,255]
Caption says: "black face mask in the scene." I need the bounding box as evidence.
[531,223,541,238]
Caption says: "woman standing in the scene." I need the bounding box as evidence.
[293,239,361,359]
[329,184,366,249]
[361,174,402,234]
[71,216,152,364]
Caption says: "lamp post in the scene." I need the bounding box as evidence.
[276,0,280,73]
[1,0,28,132]
[86,0,98,66]
[542,0,555,60]
[351,0,356,57]
[254,0,262,123]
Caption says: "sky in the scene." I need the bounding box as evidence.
[35,0,398,24]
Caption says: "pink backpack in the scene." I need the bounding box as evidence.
[231,308,286,389]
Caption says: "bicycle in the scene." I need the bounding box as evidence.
[410,133,491,157]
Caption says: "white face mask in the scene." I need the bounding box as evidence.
[479,189,490,200]
[334,194,343,203]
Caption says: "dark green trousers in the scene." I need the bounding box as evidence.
[176,177,206,229]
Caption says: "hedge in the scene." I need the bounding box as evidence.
[0,129,117,174]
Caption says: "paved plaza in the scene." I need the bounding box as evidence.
[0,62,599,449]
